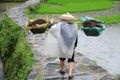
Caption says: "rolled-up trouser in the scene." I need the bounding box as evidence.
[59,53,74,62]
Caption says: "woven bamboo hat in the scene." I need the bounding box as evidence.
[58,12,77,20]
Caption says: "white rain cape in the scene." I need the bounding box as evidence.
[44,21,78,58]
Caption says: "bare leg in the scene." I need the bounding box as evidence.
[60,60,65,71]
[68,62,74,76]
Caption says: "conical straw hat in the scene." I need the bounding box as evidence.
[58,13,77,20]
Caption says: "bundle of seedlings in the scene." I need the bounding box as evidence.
[26,19,49,34]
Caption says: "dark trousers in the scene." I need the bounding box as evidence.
[59,53,75,62]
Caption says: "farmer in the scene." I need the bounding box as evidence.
[45,13,78,80]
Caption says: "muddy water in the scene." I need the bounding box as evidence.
[0,2,22,19]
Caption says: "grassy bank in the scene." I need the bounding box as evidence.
[95,14,120,25]
[36,0,114,14]
[0,15,34,80]
[24,0,120,25]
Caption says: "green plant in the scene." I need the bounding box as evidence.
[0,15,20,62]
[24,8,36,19]
[5,30,34,80]
[116,74,120,80]
[29,3,41,13]
[0,15,34,80]
[92,60,97,64]
[24,3,41,19]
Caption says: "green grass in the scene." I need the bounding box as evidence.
[73,14,120,28]
[95,14,120,25]
[24,0,120,25]
[0,15,34,80]
[36,0,114,14]
[24,3,40,19]
[117,74,120,80]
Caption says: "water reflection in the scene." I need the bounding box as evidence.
[45,76,68,80]
[0,2,22,19]
[0,2,22,10]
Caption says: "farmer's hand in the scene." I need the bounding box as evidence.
[50,19,55,24]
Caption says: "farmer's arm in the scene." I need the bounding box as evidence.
[48,19,55,29]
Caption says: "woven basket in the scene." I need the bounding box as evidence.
[26,19,49,34]
[30,23,48,34]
